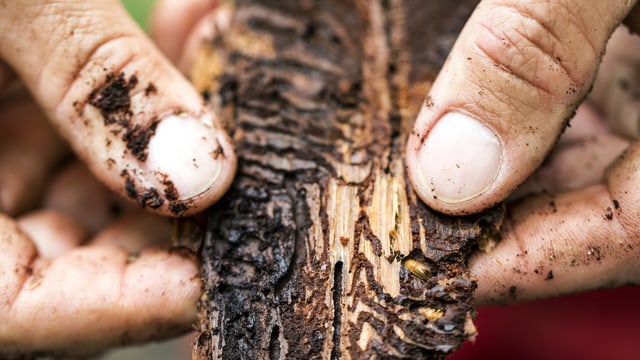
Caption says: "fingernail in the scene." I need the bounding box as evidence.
[417,112,502,203]
[145,114,223,200]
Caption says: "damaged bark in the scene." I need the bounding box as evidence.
[188,0,503,358]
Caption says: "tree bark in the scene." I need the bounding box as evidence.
[186,0,503,358]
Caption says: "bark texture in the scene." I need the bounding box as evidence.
[189,1,503,358]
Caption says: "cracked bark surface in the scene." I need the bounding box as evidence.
[188,0,503,358]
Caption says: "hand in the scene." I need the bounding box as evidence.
[0,0,236,357]
[405,1,640,304]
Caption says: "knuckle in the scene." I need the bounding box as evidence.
[471,1,596,102]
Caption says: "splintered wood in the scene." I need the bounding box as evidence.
[189,0,501,358]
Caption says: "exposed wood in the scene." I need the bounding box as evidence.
[188,0,503,358]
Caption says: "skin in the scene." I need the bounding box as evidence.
[400,0,640,305]
[1,0,640,356]
[0,0,236,357]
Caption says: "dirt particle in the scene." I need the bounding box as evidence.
[121,170,137,199]
[424,95,434,109]
[88,72,137,125]
[120,170,168,209]
[144,83,157,96]
[138,188,164,209]
[72,100,84,116]
[549,200,557,213]
[201,89,211,101]
[545,270,554,280]
[587,246,603,262]
[122,120,159,161]
[605,210,613,220]
[211,145,226,159]
[163,179,179,201]
[169,201,190,216]
[613,199,620,210]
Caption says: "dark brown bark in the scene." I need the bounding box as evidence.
[187,1,502,358]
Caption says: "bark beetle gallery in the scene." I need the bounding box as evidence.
[186,0,503,358]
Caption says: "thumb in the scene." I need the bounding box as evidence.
[0,0,236,217]
[406,0,637,215]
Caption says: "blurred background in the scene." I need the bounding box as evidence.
[122,0,155,32]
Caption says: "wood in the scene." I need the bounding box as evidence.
[186,0,503,358]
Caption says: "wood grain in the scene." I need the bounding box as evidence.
[187,1,503,358]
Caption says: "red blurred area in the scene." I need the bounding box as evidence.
[450,286,640,360]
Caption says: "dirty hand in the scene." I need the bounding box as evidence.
[0,0,236,356]
[406,0,640,304]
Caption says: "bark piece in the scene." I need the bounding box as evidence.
[189,0,502,358]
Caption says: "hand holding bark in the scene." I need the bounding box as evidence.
[405,0,640,303]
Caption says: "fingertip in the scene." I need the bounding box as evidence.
[17,210,89,258]
[151,0,216,64]
[141,112,237,217]
[123,249,201,324]
[104,110,236,218]
[0,0,237,217]
[407,110,504,215]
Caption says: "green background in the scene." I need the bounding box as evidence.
[122,0,156,31]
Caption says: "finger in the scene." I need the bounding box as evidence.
[406,0,637,215]
[511,132,628,199]
[90,211,173,252]
[0,94,69,215]
[556,103,609,145]
[164,1,234,75]
[17,209,89,258]
[0,0,236,217]
[470,141,640,305]
[0,213,200,357]
[150,0,216,64]
[511,104,629,199]
[590,27,640,139]
[43,161,133,234]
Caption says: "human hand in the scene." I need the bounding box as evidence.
[405,1,640,304]
[0,0,236,357]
